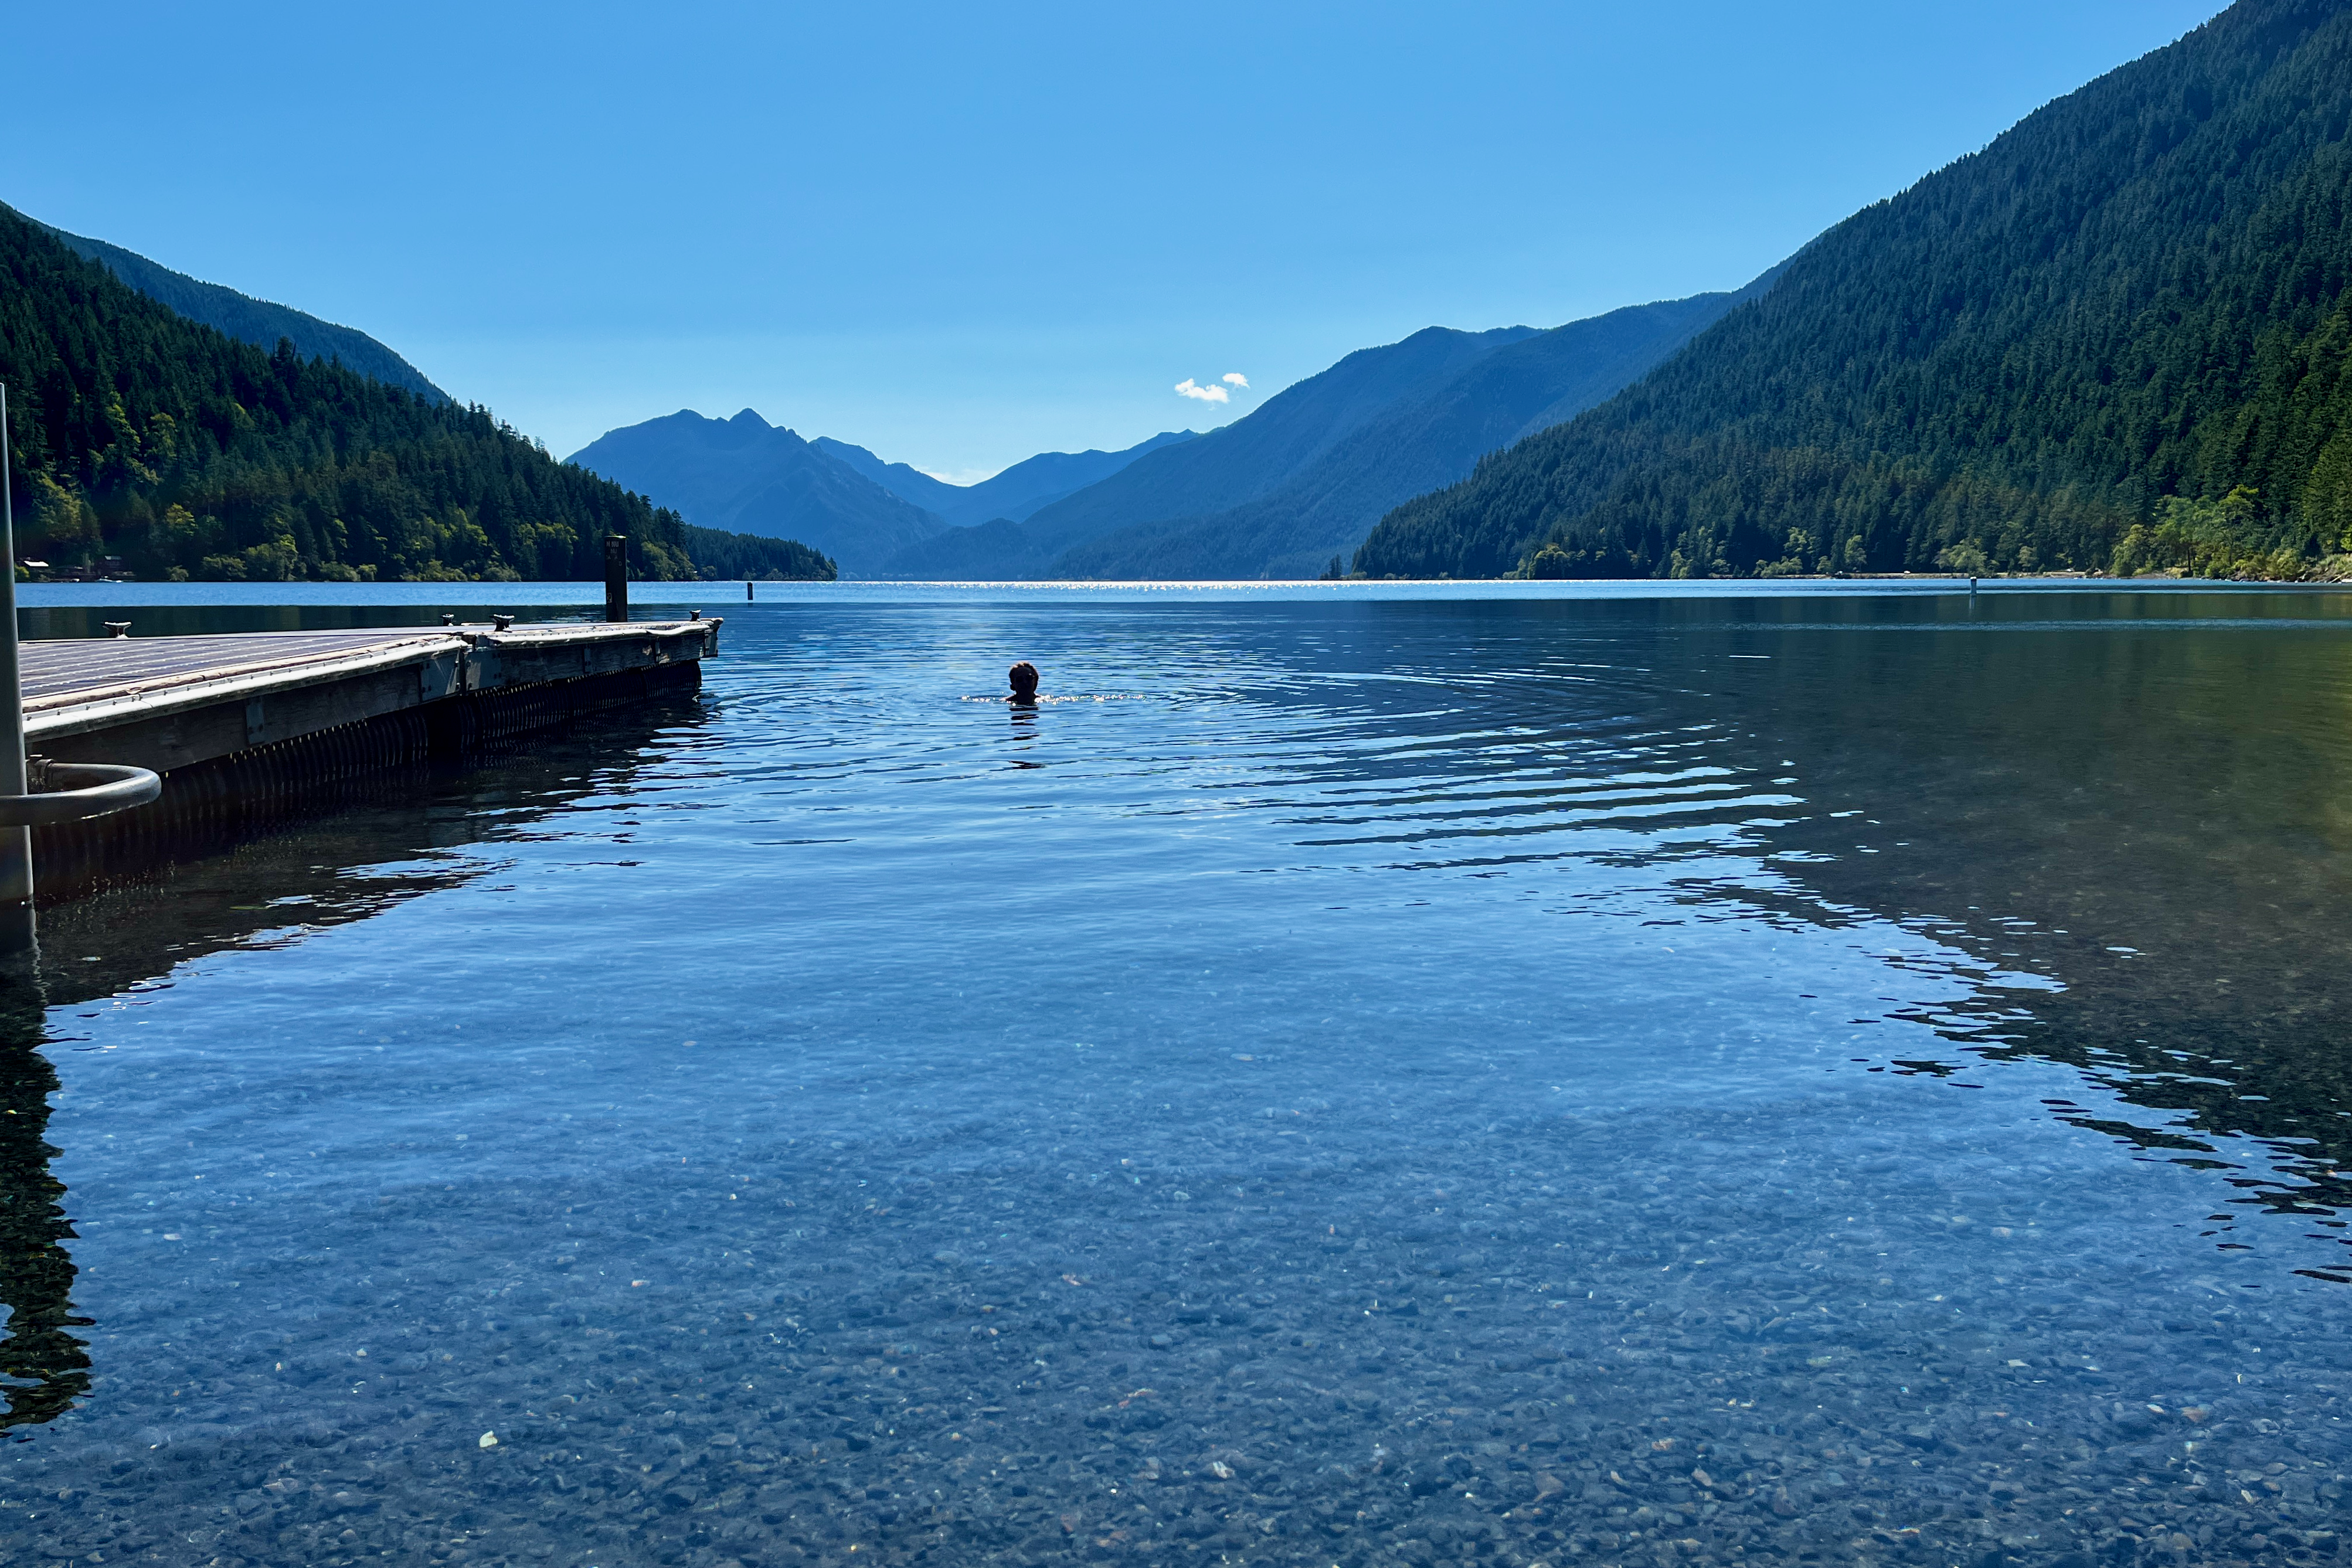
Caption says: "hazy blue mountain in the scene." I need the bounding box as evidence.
[1014,327,1542,566]
[571,278,1769,583]
[879,517,1039,579]
[567,409,944,576]
[814,429,1196,528]
[805,438,964,515]
[959,431,1198,523]
[36,217,448,402]
[1054,278,1779,579]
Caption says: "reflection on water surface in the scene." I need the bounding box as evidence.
[0,707,687,1435]
[2,587,2350,1567]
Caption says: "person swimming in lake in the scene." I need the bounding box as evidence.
[1007,661,1040,703]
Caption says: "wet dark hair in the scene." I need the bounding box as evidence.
[1008,661,1040,698]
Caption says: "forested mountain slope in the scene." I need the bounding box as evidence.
[38,216,449,403]
[1053,285,1769,579]
[1357,0,2352,581]
[569,409,946,576]
[0,208,828,581]
[814,430,1194,529]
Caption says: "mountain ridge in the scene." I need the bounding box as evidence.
[570,411,1204,575]
[29,213,449,403]
[813,429,1196,528]
[1007,326,1544,566]
[1048,281,1777,580]
[568,409,943,576]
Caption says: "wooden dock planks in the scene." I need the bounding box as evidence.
[19,618,723,899]
[24,620,719,773]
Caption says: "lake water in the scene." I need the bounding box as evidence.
[2,583,2348,1568]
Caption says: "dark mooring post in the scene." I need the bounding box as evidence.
[604,533,629,623]
[0,387,32,956]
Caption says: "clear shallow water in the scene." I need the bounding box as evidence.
[3,587,2351,1568]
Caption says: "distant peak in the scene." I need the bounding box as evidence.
[730,407,770,427]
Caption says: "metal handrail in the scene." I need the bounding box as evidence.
[0,764,162,827]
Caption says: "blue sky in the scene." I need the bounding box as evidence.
[11,1,2222,481]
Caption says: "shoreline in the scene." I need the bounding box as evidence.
[13,573,2348,610]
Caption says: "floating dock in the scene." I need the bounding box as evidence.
[18,619,719,899]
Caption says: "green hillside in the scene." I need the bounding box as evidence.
[1357,0,2352,581]
[0,205,830,583]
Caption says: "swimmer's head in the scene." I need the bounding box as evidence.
[1008,661,1040,700]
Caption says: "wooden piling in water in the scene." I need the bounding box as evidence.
[605,535,630,623]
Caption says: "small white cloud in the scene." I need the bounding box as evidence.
[1222,372,1249,389]
[1175,378,1230,404]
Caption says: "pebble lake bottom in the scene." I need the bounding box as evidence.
[1,583,2350,1568]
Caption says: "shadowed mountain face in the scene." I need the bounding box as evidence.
[813,430,1195,530]
[1007,326,1542,569]
[1355,0,2352,581]
[1049,285,1773,580]
[875,516,1039,579]
[33,215,447,403]
[882,291,1765,581]
[572,285,1760,583]
[568,409,945,576]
